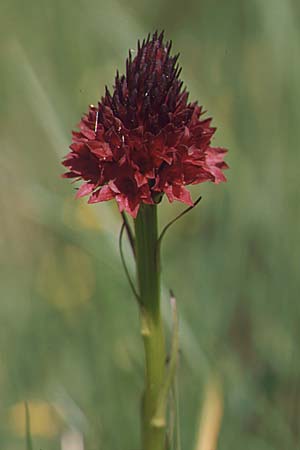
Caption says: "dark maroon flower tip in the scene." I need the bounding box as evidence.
[62,31,228,218]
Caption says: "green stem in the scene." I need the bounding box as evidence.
[135,204,166,450]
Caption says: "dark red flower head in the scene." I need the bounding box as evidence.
[62,31,228,217]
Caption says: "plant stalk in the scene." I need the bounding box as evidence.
[134,204,166,450]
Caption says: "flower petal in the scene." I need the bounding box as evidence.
[76,182,95,198]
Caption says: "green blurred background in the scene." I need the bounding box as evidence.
[1,0,300,449]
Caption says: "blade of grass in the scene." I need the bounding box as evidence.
[151,291,179,428]
[24,401,33,450]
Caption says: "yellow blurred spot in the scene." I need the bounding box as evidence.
[75,201,102,230]
[62,198,101,231]
[194,376,223,450]
[36,244,95,311]
[113,338,133,372]
[9,401,59,438]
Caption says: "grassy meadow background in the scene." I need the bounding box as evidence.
[1,0,300,448]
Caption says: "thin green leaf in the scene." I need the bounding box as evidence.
[119,222,140,303]
[157,196,202,249]
[121,211,136,258]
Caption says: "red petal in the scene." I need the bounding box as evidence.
[206,166,227,184]
[88,142,113,159]
[134,171,147,187]
[165,185,193,206]
[88,185,115,203]
[76,182,95,198]
[98,185,115,201]
[70,142,85,152]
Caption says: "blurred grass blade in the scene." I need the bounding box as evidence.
[194,377,223,450]
[152,292,179,428]
[173,375,182,450]
[24,402,33,450]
